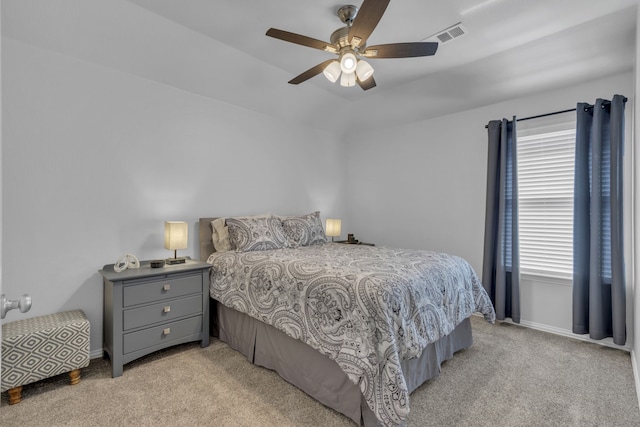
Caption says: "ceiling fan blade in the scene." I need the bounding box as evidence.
[288,59,336,85]
[266,28,334,52]
[363,42,438,58]
[348,0,390,48]
[357,75,377,91]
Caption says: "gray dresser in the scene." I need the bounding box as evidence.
[99,258,210,377]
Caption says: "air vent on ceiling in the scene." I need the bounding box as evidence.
[423,22,468,44]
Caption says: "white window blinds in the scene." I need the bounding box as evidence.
[517,113,575,279]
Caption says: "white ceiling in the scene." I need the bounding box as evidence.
[126,0,637,93]
[3,0,638,135]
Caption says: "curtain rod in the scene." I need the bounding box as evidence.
[484,108,575,129]
[484,97,628,129]
[516,107,576,123]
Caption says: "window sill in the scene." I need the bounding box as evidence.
[521,273,572,287]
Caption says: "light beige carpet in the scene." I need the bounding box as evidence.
[2,316,639,426]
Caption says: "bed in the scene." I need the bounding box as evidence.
[199,215,495,427]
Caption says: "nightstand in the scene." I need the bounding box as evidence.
[99,257,210,377]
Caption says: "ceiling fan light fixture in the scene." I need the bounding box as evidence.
[340,71,356,87]
[266,0,439,90]
[323,60,342,83]
[339,51,357,74]
[356,60,374,82]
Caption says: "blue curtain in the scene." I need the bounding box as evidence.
[573,95,626,345]
[482,118,520,323]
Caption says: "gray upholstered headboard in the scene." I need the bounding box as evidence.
[198,217,218,262]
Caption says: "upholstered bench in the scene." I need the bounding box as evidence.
[1,310,90,404]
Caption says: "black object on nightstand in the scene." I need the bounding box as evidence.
[99,257,210,377]
[335,233,375,246]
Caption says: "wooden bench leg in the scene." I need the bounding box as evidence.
[8,386,23,405]
[68,369,81,385]
[5,370,81,405]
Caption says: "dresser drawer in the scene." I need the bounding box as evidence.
[123,294,202,331]
[123,315,202,355]
[123,274,202,307]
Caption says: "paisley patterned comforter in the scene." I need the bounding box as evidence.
[207,243,495,426]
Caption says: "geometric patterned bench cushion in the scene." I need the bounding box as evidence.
[1,310,90,392]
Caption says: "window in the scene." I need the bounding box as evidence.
[516,113,575,280]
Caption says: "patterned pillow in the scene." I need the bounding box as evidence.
[226,216,289,252]
[280,211,327,247]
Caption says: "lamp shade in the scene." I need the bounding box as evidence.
[325,219,342,238]
[164,221,188,250]
[323,60,342,83]
[340,71,356,87]
[356,60,374,82]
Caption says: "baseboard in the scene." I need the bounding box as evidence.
[632,349,640,413]
[90,348,104,359]
[472,313,632,352]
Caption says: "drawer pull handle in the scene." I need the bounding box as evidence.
[163,328,171,335]
[163,306,171,313]
[163,284,171,291]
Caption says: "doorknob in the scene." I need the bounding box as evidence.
[1,294,32,319]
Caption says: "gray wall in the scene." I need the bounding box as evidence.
[0,5,3,345]
[346,72,634,348]
[634,5,640,406]
[1,35,348,355]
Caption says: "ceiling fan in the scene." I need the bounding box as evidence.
[266,0,438,90]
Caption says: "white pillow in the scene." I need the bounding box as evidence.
[211,218,232,252]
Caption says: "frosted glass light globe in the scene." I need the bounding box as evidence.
[340,52,357,74]
[323,61,341,83]
[356,60,374,82]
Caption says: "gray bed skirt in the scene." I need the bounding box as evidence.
[213,300,473,426]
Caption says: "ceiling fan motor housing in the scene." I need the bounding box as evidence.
[330,27,352,49]
[333,5,363,51]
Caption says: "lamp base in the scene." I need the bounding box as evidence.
[166,257,186,265]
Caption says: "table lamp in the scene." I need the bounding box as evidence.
[325,219,342,242]
[164,221,188,264]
